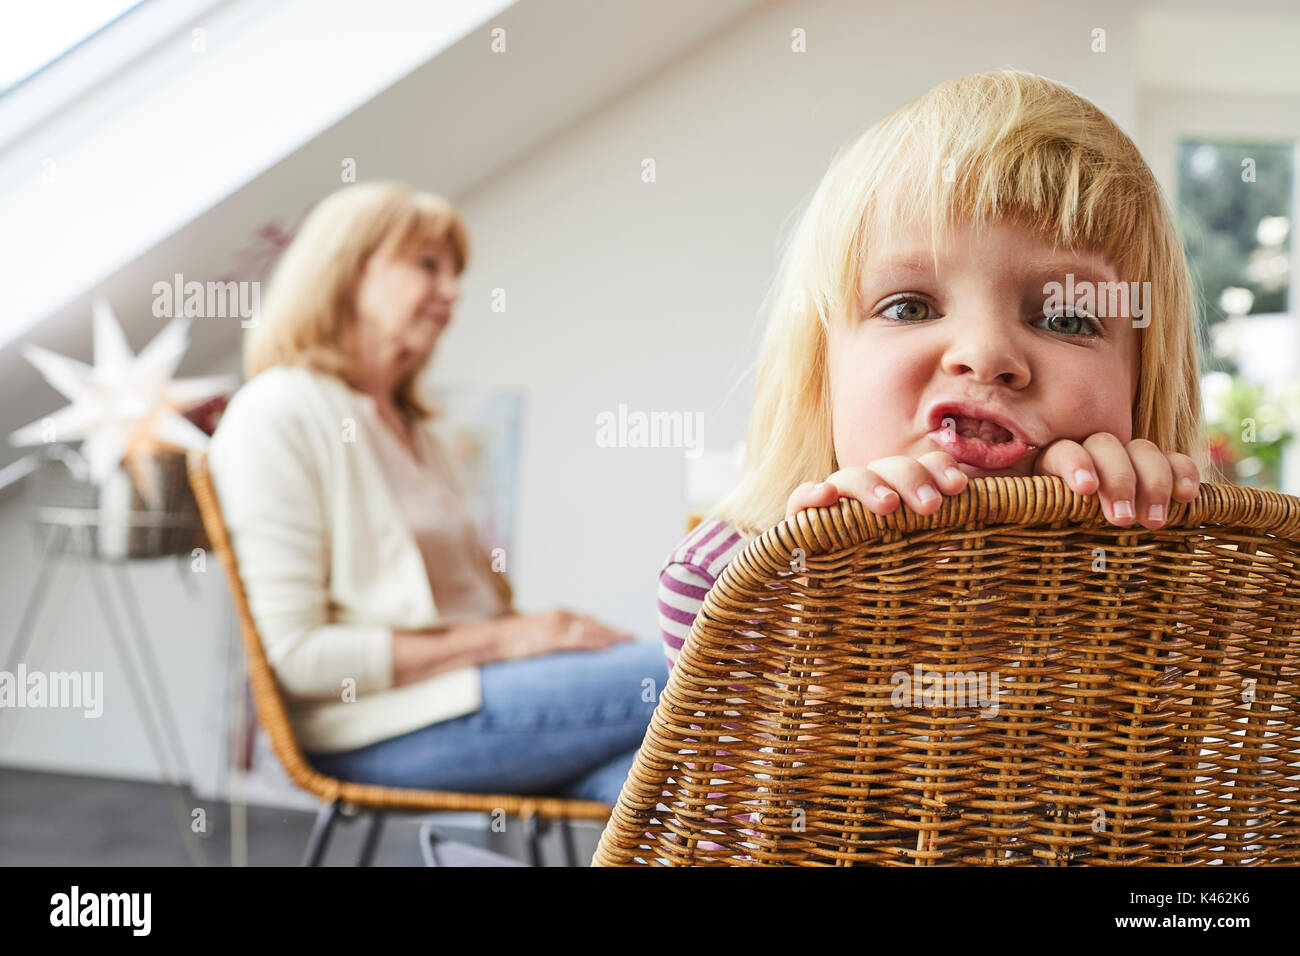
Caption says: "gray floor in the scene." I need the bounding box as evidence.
[0,767,603,866]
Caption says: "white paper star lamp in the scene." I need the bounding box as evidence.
[10,298,236,509]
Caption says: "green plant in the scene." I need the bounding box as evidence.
[1201,372,1295,489]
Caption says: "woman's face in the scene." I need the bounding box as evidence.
[350,236,460,386]
[829,215,1141,477]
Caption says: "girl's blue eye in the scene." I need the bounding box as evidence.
[876,296,1102,337]
[879,297,932,322]
[878,295,1102,340]
[1037,311,1100,336]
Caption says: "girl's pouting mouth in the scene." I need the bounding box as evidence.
[924,398,1042,475]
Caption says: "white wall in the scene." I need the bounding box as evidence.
[0,0,1150,791]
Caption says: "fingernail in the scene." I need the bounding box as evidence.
[944,467,964,483]
[1114,499,1134,519]
[1179,477,1196,491]
[874,485,896,500]
[917,484,940,504]
[1073,468,1096,486]
[1147,503,1165,522]
[812,482,829,492]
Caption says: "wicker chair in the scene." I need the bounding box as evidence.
[187,451,611,866]
[595,476,1300,866]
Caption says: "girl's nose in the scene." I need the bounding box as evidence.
[939,317,1030,388]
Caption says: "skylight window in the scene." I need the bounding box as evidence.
[0,0,145,97]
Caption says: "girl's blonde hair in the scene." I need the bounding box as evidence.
[714,69,1205,538]
[244,181,470,421]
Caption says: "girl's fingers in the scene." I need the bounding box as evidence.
[1081,432,1138,526]
[1125,438,1174,528]
[1034,439,1100,494]
[784,480,840,519]
[793,454,968,522]
[785,476,899,518]
[823,467,901,515]
[862,457,949,515]
[1038,439,1201,525]
[915,450,970,496]
[1168,452,1201,502]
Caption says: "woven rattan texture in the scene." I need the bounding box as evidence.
[595,477,1300,865]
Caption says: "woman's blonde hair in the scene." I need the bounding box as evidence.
[244,181,470,421]
[714,69,1206,539]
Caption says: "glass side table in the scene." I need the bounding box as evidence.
[1,452,210,866]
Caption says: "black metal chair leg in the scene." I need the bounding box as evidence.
[418,821,445,867]
[303,800,342,866]
[526,815,552,867]
[559,817,579,867]
[357,811,386,866]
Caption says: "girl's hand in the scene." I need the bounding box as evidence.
[783,435,1202,530]
[1034,433,1200,528]
[785,451,970,520]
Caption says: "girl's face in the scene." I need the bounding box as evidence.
[350,236,460,386]
[829,215,1140,477]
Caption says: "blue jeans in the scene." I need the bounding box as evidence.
[304,640,669,806]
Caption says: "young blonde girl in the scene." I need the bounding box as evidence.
[658,69,1207,669]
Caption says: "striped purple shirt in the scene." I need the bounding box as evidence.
[657,518,750,670]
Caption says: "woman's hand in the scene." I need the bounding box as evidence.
[492,608,634,661]
[394,609,634,685]
[1033,434,1200,528]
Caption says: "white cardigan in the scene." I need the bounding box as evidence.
[208,365,506,753]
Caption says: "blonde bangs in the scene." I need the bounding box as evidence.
[861,72,1153,296]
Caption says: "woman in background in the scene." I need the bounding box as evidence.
[209,181,667,806]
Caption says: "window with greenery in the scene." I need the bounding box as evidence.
[1178,139,1292,329]
[1178,138,1296,490]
